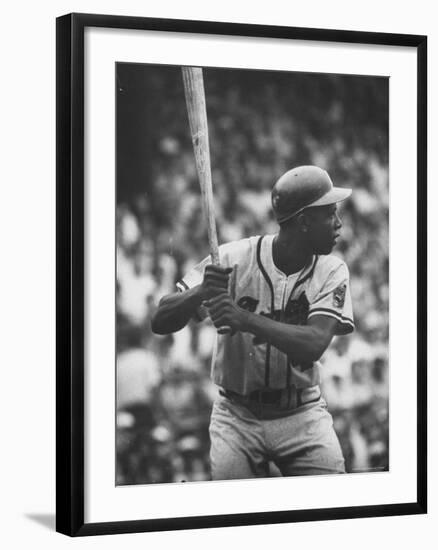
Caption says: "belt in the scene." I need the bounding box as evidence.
[219,386,320,409]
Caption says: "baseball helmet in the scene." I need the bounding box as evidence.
[271,165,352,224]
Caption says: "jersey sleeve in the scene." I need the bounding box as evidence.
[176,238,250,292]
[176,255,210,293]
[307,262,354,335]
[174,255,211,321]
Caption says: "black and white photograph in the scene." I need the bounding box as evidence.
[0,0,432,546]
[115,64,389,485]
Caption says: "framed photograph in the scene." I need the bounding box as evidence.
[56,13,427,536]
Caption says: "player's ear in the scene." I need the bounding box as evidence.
[296,212,310,233]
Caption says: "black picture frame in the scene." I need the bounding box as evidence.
[56,12,427,537]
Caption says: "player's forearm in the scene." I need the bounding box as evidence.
[242,312,328,363]
[151,287,203,334]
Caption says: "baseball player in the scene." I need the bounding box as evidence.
[152,165,354,480]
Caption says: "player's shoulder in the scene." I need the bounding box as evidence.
[314,253,350,281]
[316,253,347,271]
[218,236,259,264]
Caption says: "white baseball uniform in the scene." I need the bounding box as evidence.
[177,234,354,479]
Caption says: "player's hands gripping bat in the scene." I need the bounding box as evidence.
[181,66,236,334]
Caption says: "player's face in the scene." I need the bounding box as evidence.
[305,204,342,255]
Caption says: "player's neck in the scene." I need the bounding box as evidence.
[272,231,312,276]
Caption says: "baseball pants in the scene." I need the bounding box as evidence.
[209,391,345,480]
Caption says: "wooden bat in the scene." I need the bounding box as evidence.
[182,66,219,263]
[181,66,236,334]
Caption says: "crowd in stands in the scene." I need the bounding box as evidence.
[116,66,389,484]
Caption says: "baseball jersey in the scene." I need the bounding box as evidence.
[177,234,354,396]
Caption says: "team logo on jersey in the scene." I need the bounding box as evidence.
[238,292,309,345]
[284,292,309,325]
[333,283,346,308]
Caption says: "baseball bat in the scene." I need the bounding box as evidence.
[181,66,235,334]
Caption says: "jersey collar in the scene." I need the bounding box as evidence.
[265,233,316,282]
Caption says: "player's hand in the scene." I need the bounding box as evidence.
[198,265,233,301]
[203,292,248,333]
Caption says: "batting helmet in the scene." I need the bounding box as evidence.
[271,166,352,224]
